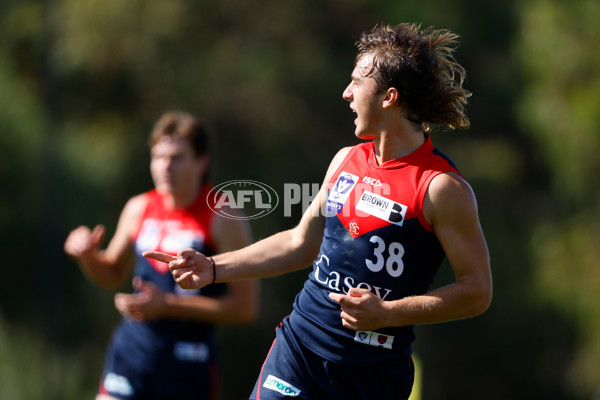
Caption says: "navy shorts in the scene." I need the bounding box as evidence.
[249,317,414,400]
[98,337,218,400]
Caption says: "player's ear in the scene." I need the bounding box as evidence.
[382,87,399,108]
[196,154,210,175]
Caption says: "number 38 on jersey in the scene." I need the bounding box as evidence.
[365,235,405,278]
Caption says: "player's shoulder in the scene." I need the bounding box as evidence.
[120,192,151,222]
[210,208,253,251]
[426,171,478,224]
[333,145,355,160]
[429,171,474,202]
[330,145,358,169]
[324,146,355,182]
[126,192,151,209]
[333,141,372,163]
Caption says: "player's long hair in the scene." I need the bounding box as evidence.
[149,111,211,184]
[356,23,471,132]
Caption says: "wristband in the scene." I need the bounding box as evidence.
[209,257,216,285]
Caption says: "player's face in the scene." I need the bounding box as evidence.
[342,54,387,140]
[150,136,207,195]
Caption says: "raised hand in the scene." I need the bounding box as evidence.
[143,249,213,290]
[64,224,106,259]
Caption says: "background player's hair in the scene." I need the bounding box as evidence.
[149,111,210,157]
[356,23,471,132]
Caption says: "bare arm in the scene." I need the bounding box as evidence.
[108,202,258,324]
[329,172,492,331]
[64,194,145,289]
[159,210,259,324]
[145,147,353,289]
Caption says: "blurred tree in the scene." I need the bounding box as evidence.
[515,0,600,397]
[1,0,599,398]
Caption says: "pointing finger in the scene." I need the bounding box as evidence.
[328,292,344,303]
[143,251,176,264]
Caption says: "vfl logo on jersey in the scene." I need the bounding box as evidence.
[356,191,407,226]
[327,171,358,213]
[354,330,394,349]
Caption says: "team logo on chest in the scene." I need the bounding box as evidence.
[356,191,407,226]
[327,171,359,213]
[347,221,360,236]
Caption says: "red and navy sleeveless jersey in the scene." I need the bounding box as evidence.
[132,185,216,281]
[290,136,460,365]
[111,185,225,372]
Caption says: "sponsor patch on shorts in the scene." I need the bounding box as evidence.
[354,330,394,349]
[104,372,134,396]
[174,341,210,362]
[263,374,301,397]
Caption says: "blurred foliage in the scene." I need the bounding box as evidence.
[0,0,599,399]
[516,0,600,200]
[515,0,600,396]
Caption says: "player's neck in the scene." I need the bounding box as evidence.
[373,128,425,164]
[164,187,199,210]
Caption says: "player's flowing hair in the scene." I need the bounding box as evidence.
[356,23,471,132]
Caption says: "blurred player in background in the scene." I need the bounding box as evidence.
[65,111,259,400]
[147,23,492,400]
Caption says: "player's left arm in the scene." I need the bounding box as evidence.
[330,171,492,331]
[160,210,259,324]
[129,209,258,324]
[411,171,492,322]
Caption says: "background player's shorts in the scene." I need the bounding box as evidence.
[249,317,414,400]
[98,338,218,400]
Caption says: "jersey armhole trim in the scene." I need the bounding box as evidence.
[327,144,362,189]
[416,172,441,233]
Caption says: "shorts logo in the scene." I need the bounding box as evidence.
[327,172,358,213]
[263,374,301,397]
[174,341,210,362]
[356,191,407,226]
[103,373,134,396]
[354,331,394,349]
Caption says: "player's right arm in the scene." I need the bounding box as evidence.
[64,194,145,289]
[146,147,352,290]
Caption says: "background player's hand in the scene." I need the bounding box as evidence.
[329,288,391,331]
[114,277,167,321]
[64,224,106,259]
[144,249,212,290]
